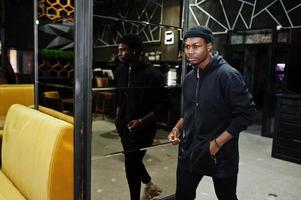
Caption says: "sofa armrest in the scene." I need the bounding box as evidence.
[0,130,2,166]
[1,104,73,200]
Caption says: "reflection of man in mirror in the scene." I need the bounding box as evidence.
[114,34,167,200]
[168,26,255,200]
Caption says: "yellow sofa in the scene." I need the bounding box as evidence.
[0,84,34,118]
[37,105,74,124]
[0,104,74,200]
[0,84,34,157]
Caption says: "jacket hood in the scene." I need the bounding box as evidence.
[193,51,226,74]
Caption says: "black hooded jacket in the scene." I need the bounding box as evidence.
[178,52,256,177]
[114,61,167,150]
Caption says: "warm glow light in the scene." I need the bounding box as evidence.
[9,49,18,73]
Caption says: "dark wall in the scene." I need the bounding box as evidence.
[212,34,227,57]
[93,0,182,63]
[160,0,181,62]
[93,47,115,63]
[187,0,301,53]
[5,0,33,49]
[0,0,2,24]
[286,29,301,94]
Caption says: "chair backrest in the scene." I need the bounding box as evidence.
[96,77,108,87]
[2,104,74,200]
[43,91,60,98]
[42,91,64,112]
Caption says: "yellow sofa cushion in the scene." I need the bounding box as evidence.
[0,171,26,200]
[1,104,73,200]
[37,106,74,124]
[0,84,34,117]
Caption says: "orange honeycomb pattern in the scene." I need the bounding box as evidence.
[38,0,74,23]
[39,59,74,79]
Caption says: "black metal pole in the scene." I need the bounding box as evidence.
[33,0,39,109]
[181,0,189,82]
[74,0,93,199]
[180,0,190,114]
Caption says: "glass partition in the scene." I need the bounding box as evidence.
[91,70,182,200]
[33,0,184,199]
[36,0,75,116]
[91,0,183,199]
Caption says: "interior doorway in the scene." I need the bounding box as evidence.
[244,45,269,122]
[226,44,273,136]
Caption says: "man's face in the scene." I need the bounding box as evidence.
[118,43,130,63]
[184,37,212,66]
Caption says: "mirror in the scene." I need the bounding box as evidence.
[91,0,182,199]
[36,0,75,116]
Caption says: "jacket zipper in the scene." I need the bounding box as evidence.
[190,68,200,172]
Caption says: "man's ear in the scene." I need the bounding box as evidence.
[207,43,213,52]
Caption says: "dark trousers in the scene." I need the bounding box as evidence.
[124,149,151,200]
[176,168,238,200]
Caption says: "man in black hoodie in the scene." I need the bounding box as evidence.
[168,26,255,200]
[115,34,167,200]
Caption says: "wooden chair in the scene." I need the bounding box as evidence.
[94,78,115,119]
[42,91,73,114]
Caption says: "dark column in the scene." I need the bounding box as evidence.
[74,0,93,200]
[33,0,38,108]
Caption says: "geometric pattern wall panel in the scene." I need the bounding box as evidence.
[39,24,74,50]
[94,0,163,47]
[189,0,301,34]
[38,0,75,23]
[39,58,74,79]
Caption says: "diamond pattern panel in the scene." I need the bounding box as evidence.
[94,0,163,47]
[189,0,301,34]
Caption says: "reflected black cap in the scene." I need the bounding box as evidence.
[117,34,143,53]
[183,26,214,43]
